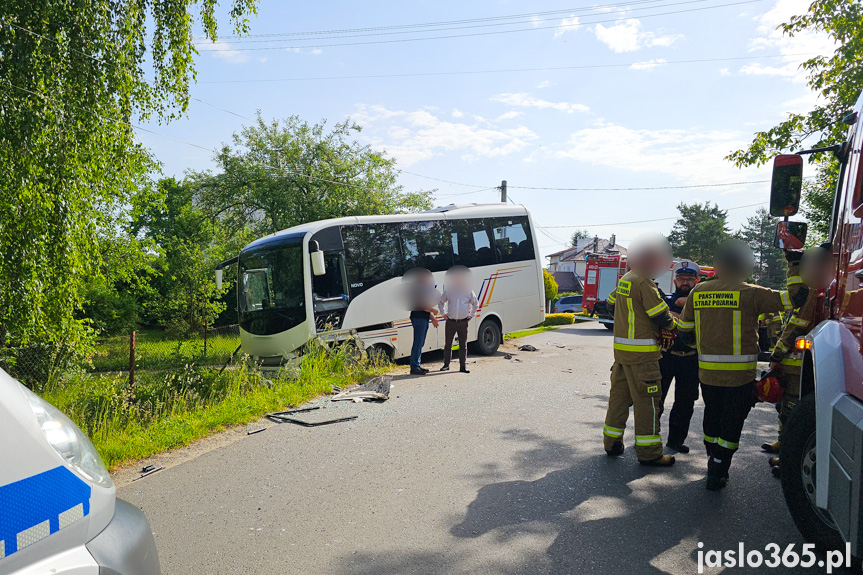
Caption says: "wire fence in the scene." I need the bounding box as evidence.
[2,325,242,389]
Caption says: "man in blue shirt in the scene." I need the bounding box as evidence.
[658,261,701,453]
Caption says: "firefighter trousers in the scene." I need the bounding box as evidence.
[701,382,755,477]
[778,366,801,428]
[659,352,699,446]
[604,362,664,462]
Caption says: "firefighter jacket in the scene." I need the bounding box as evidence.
[607,270,677,365]
[678,258,807,387]
[770,290,818,370]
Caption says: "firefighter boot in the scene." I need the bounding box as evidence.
[768,457,780,467]
[706,457,729,491]
[606,442,625,457]
[639,454,676,467]
[761,440,780,454]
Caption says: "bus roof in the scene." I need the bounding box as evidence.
[243,203,530,252]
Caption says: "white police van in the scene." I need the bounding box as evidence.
[0,368,160,574]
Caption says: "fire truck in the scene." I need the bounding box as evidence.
[582,253,713,329]
[766,90,863,560]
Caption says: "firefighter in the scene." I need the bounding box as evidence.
[604,234,678,467]
[762,245,833,469]
[678,239,807,490]
[658,261,701,453]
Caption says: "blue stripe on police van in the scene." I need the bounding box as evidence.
[0,466,91,559]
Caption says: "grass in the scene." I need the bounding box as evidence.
[44,340,385,469]
[505,325,560,340]
[90,329,240,372]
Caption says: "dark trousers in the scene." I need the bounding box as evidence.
[659,353,700,446]
[443,318,469,369]
[701,381,755,477]
[410,318,430,370]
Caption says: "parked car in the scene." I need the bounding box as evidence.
[0,367,161,574]
[554,295,583,313]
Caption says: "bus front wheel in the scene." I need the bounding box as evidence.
[472,319,501,356]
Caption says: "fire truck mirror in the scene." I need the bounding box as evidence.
[774,221,807,250]
[770,154,803,218]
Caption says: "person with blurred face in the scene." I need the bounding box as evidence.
[603,234,678,467]
[657,261,701,453]
[438,265,479,373]
[404,267,440,376]
[677,239,808,490]
[762,244,833,472]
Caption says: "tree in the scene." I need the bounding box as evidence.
[800,160,838,246]
[727,0,863,234]
[543,269,559,306]
[668,202,731,264]
[131,178,240,335]
[0,1,257,353]
[737,208,786,289]
[192,115,433,237]
[569,229,591,247]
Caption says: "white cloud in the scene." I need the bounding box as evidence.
[496,111,524,121]
[630,59,667,71]
[205,40,249,64]
[310,48,323,56]
[743,0,835,82]
[536,80,555,89]
[593,19,684,53]
[554,16,581,38]
[353,105,539,166]
[452,108,464,118]
[491,93,590,114]
[554,121,767,186]
[719,67,731,76]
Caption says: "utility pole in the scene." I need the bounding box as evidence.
[500,180,507,203]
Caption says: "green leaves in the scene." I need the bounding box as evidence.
[727,0,863,233]
[668,202,731,265]
[191,114,433,238]
[0,1,257,352]
[543,269,559,303]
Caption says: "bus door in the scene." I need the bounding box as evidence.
[311,251,350,331]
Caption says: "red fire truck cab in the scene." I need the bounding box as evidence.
[582,253,713,329]
[770,91,863,559]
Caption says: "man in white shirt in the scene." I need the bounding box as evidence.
[438,265,479,373]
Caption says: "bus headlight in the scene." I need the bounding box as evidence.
[22,386,113,489]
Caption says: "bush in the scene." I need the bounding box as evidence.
[542,313,575,326]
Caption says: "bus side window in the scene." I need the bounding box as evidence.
[451,219,495,267]
[342,224,402,294]
[488,217,535,263]
[400,220,454,273]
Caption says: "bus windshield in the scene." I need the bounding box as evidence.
[238,235,306,336]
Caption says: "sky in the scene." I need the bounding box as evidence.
[137,0,836,264]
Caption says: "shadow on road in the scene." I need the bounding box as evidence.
[332,423,828,575]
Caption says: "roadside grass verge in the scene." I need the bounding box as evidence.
[90,329,240,373]
[505,325,560,340]
[43,341,385,469]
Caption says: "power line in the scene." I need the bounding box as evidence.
[510,179,782,191]
[207,0,717,44]
[400,169,488,188]
[214,0,673,39]
[196,0,768,52]
[536,201,767,228]
[199,53,814,84]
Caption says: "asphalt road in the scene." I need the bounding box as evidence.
[120,322,831,575]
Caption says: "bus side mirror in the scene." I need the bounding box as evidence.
[310,240,326,277]
[774,221,807,249]
[215,269,223,291]
[770,154,804,217]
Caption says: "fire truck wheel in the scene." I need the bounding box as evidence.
[603,323,614,331]
[780,393,846,555]
[471,319,501,356]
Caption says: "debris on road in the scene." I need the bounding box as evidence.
[504,354,512,359]
[246,427,266,436]
[132,465,165,482]
[266,406,358,427]
[518,344,538,352]
[332,374,391,402]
